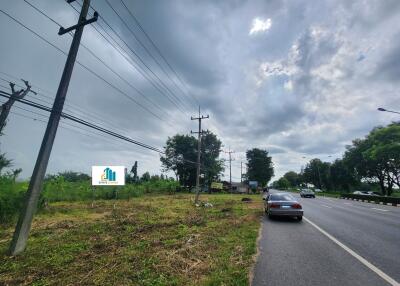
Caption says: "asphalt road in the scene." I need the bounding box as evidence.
[252,190,400,286]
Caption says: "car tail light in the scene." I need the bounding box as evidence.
[292,203,302,209]
[270,203,280,208]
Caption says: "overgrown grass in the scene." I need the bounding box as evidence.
[0,178,179,224]
[0,194,262,285]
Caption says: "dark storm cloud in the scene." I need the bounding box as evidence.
[1,0,400,181]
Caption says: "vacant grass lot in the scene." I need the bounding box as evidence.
[0,194,262,286]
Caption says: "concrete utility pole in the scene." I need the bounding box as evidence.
[0,80,35,133]
[8,0,98,255]
[225,149,235,192]
[191,106,209,204]
[240,161,243,184]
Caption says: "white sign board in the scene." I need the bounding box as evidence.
[92,166,125,186]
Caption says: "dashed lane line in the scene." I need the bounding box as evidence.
[321,204,332,208]
[371,208,390,212]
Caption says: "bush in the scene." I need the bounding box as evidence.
[0,176,26,224]
[340,193,400,205]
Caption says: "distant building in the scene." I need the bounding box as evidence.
[231,182,248,193]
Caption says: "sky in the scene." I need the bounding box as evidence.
[0,0,399,182]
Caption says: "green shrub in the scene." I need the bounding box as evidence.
[0,176,25,224]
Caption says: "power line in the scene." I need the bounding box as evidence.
[0,8,171,125]
[117,0,196,108]
[8,107,137,150]
[22,0,171,122]
[0,77,133,136]
[7,109,143,152]
[7,106,204,174]
[0,90,163,152]
[73,0,190,116]
[24,1,175,122]
[69,1,189,119]
[0,90,201,167]
[103,0,192,112]
[119,0,199,106]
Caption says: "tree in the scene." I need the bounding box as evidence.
[0,153,12,174]
[131,161,138,181]
[160,134,197,187]
[160,132,224,187]
[141,172,151,182]
[283,171,300,187]
[301,159,331,190]
[246,148,274,187]
[200,131,224,185]
[59,171,90,182]
[344,123,400,195]
[271,177,290,189]
[329,159,359,191]
[277,177,290,189]
[150,174,160,181]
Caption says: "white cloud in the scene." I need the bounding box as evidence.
[284,80,293,91]
[249,18,272,35]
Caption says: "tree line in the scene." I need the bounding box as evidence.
[272,123,400,196]
[160,132,274,189]
[1,129,275,193]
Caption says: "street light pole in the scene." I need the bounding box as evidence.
[377,107,400,115]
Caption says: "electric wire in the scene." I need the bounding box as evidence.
[23,0,172,121]
[0,89,163,152]
[0,78,132,135]
[119,0,199,106]
[0,91,202,167]
[71,0,190,116]
[0,8,171,125]
[109,0,195,110]
[67,1,188,120]
[103,0,191,112]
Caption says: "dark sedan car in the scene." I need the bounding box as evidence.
[300,189,315,198]
[264,193,303,221]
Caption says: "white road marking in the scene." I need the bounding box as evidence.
[371,208,390,212]
[321,204,332,208]
[303,217,399,286]
[344,202,352,205]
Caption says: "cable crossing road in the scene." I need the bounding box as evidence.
[252,190,400,286]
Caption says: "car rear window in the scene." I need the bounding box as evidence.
[270,194,294,201]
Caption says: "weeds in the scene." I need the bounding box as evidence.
[0,194,262,285]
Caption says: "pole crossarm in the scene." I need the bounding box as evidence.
[58,11,98,35]
[190,129,207,134]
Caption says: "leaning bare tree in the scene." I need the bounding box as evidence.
[0,80,35,133]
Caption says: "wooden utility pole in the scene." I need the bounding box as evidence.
[191,106,209,204]
[225,149,235,192]
[8,0,98,255]
[0,80,35,133]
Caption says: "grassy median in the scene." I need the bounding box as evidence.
[0,194,262,286]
